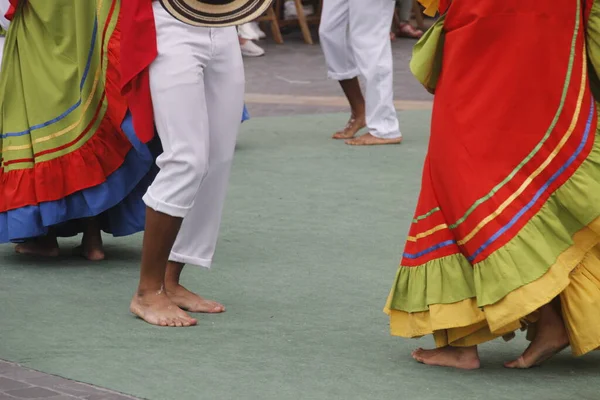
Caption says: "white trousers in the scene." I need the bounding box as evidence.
[0,0,10,31]
[0,0,9,73]
[144,3,245,268]
[0,36,4,72]
[319,0,400,139]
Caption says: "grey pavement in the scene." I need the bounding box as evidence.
[245,29,431,117]
[0,32,423,400]
[0,360,136,400]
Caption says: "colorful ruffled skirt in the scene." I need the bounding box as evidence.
[0,1,251,244]
[385,0,600,356]
[0,0,155,242]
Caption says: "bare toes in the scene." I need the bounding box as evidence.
[131,292,197,328]
[207,302,225,313]
[178,311,197,326]
[167,284,226,314]
[504,357,527,369]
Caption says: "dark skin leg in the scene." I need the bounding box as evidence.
[130,207,197,327]
[164,261,225,313]
[504,299,570,368]
[15,232,60,257]
[336,78,402,146]
[79,218,105,261]
[332,77,366,139]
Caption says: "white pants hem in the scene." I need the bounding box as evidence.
[370,130,403,139]
[327,69,359,81]
[143,191,191,219]
[169,251,212,269]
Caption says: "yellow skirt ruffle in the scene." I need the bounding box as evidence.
[385,218,600,356]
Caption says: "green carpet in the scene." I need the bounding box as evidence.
[0,112,598,400]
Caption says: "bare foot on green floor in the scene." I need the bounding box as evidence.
[130,287,197,327]
[76,218,105,261]
[345,133,403,146]
[412,346,481,370]
[166,284,225,313]
[332,117,366,139]
[504,302,569,368]
[77,233,105,262]
[15,235,59,257]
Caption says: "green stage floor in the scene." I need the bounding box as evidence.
[0,112,598,400]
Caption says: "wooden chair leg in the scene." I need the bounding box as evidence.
[294,0,314,44]
[267,7,284,44]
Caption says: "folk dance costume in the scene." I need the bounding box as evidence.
[319,0,401,141]
[0,0,250,249]
[0,0,155,244]
[385,0,600,361]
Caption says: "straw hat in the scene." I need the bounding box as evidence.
[158,0,274,27]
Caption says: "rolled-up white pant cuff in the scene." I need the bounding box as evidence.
[327,69,359,81]
[370,130,403,139]
[143,191,191,219]
[169,251,212,269]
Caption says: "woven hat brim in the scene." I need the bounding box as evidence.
[159,0,274,28]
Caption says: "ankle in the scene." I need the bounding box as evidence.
[457,346,478,357]
[135,284,166,298]
[164,280,182,293]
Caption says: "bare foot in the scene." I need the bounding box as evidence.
[77,219,105,261]
[81,247,105,261]
[76,241,105,261]
[397,23,424,39]
[166,284,225,313]
[332,117,366,140]
[345,133,403,146]
[504,304,569,368]
[412,346,481,370]
[76,245,105,261]
[77,237,105,261]
[130,288,198,327]
[15,236,60,257]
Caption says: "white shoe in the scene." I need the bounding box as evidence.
[240,40,265,57]
[249,21,266,40]
[283,0,314,20]
[238,23,259,40]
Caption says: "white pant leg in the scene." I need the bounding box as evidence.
[169,26,244,268]
[0,0,10,31]
[145,4,213,218]
[349,0,400,139]
[0,36,4,73]
[318,0,358,81]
